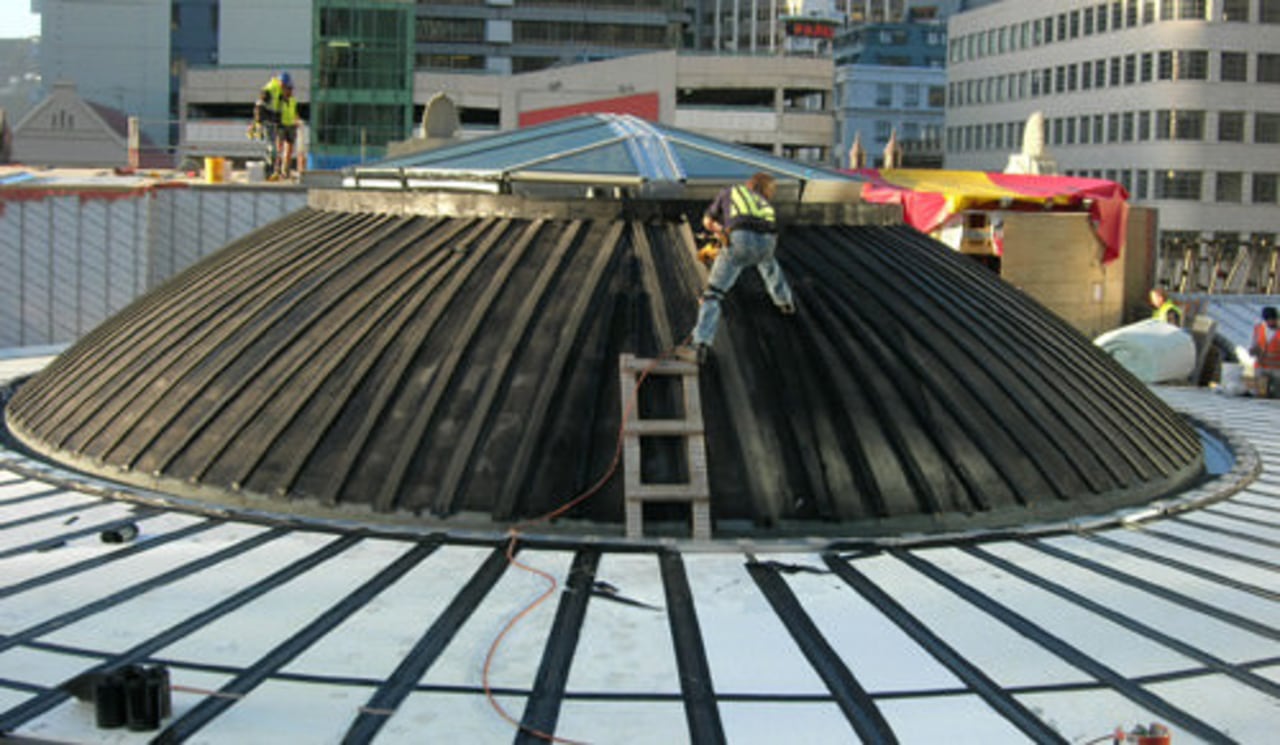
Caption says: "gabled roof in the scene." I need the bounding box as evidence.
[346,114,862,197]
[10,81,168,168]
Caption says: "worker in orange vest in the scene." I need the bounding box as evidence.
[1250,306,1280,397]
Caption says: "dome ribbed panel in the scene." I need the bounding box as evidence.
[7,206,1202,535]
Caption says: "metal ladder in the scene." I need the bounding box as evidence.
[618,354,711,541]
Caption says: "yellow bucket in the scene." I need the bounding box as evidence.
[204,156,227,184]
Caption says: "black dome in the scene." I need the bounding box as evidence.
[7,193,1203,537]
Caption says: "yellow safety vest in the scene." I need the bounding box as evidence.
[1152,300,1182,326]
[730,184,775,225]
[279,96,299,126]
[262,77,284,112]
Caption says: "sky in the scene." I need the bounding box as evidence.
[0,4,40,39]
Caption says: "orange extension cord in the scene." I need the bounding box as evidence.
[164,348,682,742]
[481,345,680,744]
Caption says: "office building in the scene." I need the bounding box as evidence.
[833,13,948,167]
[945,0,1280,248]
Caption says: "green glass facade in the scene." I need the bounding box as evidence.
[312,0,414,166]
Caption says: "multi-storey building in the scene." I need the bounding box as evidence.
[38,0,312,156]
[833,13,948,167]
[415,0,685,74]
[945,0,1280,249]
[35,0,836,168]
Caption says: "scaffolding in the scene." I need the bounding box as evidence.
[311,0,415,169]
[1154,235,1279,296]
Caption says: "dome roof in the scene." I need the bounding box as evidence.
[7,195,1203,537]
[6,116,1203,537]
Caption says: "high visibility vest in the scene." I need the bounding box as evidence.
[262,77,284,112]
[279,96,299,127]
[1254,323,1280,370]
[1152,300,1182,326]
[729,185,775,226]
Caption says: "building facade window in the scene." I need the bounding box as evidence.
[1180,50,1209,79]
[1124,53,1137,84]
[1138,110,1151,140]
[1254,173,1279,204]
[417,17,485,43]
[1217,172,1243,202]
[1123,111,1136,140]
[1108,112,1121,142]
[1221,51,1248,81]
[1257,113,1280,143]
[875,119,892,144]
[876,83,893,106]
[1141,52,1153,81]
[1144,1,1156,23]
[903,84,920,108]
[1155,109,1206,139]
[1176,109,1205,139]
[1155,170,1203,200]
[1168,0,1207,19]
[1222,0,1250,20]
[1259,53,1280,82]
[1158,49,1210,80]
[1136,169,1149,199]
[1219,111,1245,141]
[1263,0,1280,23]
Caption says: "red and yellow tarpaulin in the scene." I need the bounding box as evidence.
[848,169,1130,264]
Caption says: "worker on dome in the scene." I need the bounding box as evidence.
[676,172,795,365]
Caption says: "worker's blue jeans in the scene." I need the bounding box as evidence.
[690,230,793,347]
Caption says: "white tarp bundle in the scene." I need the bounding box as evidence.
[1094,319,1195,383]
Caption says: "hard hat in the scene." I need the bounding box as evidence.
[279,71,293,87]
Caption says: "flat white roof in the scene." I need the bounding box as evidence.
[0,352,1277,742]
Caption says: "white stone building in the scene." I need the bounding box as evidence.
[944,0,1280,246]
